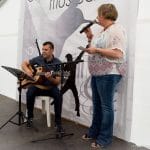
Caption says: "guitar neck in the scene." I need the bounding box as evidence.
[36,71,69,77]
[36,72,46,76]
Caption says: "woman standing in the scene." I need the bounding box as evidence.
[82,3,127,149]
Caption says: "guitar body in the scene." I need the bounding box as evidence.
[21,66,50,90]
[32,66,45,84]
[20,66,69,90]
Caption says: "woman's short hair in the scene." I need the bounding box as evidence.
[98,3,118,21]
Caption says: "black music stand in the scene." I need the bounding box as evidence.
[31,60,83,142]
[0,66,34,130]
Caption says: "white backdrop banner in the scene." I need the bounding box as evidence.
[20,0,139,140]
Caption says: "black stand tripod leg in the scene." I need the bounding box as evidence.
[20,112,26,123]
[0,112,18,129]
[17,112,27,125]
[0,111,27,130]
[31,132,74,142]
[0,85,26,130]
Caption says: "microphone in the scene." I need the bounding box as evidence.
[80,20,97,34]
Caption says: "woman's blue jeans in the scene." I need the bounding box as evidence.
[88,74,122,146]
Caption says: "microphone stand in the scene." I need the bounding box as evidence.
[35,39,41,56]
[31,59,84,142]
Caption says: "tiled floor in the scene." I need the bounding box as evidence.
[0,94,149,150]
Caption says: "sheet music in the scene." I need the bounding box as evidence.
[1,66,34,81]
[78,46,87,51]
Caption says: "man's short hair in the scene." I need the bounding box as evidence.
[43,41,54,49]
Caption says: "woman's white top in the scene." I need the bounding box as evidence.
[88,23,127,76]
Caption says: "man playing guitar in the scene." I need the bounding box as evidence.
[21,41,64,133]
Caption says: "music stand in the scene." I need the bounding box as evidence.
[31,60,83,142]
[0,65,34,130]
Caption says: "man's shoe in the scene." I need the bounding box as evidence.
[56,125,65,134]
[82,133,93,141]
[26,118,33,128]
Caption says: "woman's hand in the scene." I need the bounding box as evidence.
[84,28,93,42]
[85,46,97,54]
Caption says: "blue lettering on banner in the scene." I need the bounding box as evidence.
[49,0,94,10]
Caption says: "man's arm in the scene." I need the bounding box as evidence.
[21,60,33,77]
[45,72,61,85]
[22,59,61,85]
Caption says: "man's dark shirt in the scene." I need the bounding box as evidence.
[29,55,61,87]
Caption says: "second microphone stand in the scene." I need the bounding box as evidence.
[31,59,83,142]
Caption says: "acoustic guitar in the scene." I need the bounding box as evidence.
[21,66,70,90]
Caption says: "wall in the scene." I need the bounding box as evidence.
[0,0,150,148]
[131,0,150,148]
[0,0,21,99]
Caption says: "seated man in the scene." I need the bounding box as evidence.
[21,41,64,132]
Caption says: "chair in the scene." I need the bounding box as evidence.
[35,96,52,127]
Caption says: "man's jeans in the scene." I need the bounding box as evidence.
[26,86,62,125]
[88,74,122,146]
